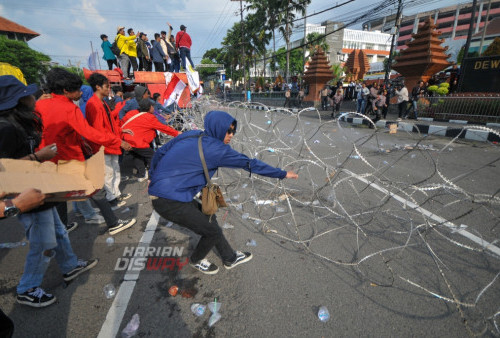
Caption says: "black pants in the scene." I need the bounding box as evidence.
[321,96,328,110]
[154,62,164,72]
[283,98,290,108]
[382,106,388,119]
[139,57,152,71]
[0,308,13,338]
[130,147,154,178]
[57,192,118,228]
[152,198,235,263]
[107,59,118,70]
[128,56,138,72]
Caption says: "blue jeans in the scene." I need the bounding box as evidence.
[72,199,97,219]
[357,98,367,114]
[412,100,418,119]
[17,207,78,294]
[169,57,180,73]
[179,47,194,70]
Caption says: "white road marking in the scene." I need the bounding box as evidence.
[97,211,161,338]
[344,169,500,258]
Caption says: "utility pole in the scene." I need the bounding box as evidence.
[384,0,403,85]
[240,0,246,91]
[285,0,290,84]
[458,0,478,91]
[479,0,492,54]
[302,3,307,76]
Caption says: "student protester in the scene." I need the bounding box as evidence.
[85,73,132,210]
[283,88,291,108]
[100,34,118,70]
[332,89,343,119]
[370,91,388,128]
[121,99,180,181]
[137,32,151,71]
[0,75,98,307]
[160,30,170,71]
[115,26,136,80]
[166,22,180,72]
[148,110,298,275]
[395,83,409,120]
[152,33,167,72]
[119,85,151,120]
[36,68,136,235]
[176,24,194,70]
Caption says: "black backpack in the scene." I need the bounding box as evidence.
[111,40,121,56]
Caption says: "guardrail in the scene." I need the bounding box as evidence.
[417,95,500,123]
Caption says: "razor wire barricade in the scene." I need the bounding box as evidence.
[165,97,500,336]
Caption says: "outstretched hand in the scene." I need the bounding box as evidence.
[286,171,298,179]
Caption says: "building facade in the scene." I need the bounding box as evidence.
[0,16,39,42]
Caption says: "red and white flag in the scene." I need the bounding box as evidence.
[163,74,186,106]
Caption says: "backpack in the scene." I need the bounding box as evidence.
[111,40,121,56]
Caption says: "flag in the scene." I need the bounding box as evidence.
[163,74,187,106]
[87,51,98,71]
[185,56,200,94]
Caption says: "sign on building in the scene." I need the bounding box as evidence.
[459,56,500,93]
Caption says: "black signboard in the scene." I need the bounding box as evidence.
[459,55,500,93]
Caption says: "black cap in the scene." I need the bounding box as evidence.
[180,25,186,30]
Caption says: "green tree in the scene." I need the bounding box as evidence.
[483,37,500,56]
[197,58,219,80]
[275,46,302,76]
[306,32,328,55]
[330,63,346,84]
[0,36,51,84]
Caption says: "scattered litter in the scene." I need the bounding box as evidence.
[105,237,115,246]
[0,241,27,249]
[165,221,173,228]
[103,284,116,299]
[208,313,221,327]
[313,140,320,144]
[267,148,275,153]
[222,223,234,229]
[267,120,272,124]
[233,194,240,201]
[317,306,330,322]
[181,290,195,298]
[121,313,140,338]
[451,224,468,233]
[276,206,286,213]
[278,194,288,201]
[254,219,261,225]
[246,239,257,247]
[168,285,179,297]
[191,303,206,317]
[265,229,277,234]
[448,147,453,152]
[383,161,389,165]
[349,155,360,159]
[241,184,248,188]
[208,300,221,313]
[235,204,243,211]
[312,200,320,206]
[370,283,378,287]
[242,213,250,219]
[256,199,277,206]
[305,122,311,125]
[410,154,416,158]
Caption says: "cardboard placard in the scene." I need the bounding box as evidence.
[0,148,105,202]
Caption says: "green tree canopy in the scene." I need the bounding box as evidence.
[0,36,51,84]
[306,32,328,54]
[197,58,219,80]
[275,46,303,76]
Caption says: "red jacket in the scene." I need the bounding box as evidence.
[176,31,192,49]
[85,94,122,155]
[36,94,121,163]
[121,110,179,148]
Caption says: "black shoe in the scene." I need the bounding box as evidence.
[108,218,136,235]
[109,198,126,211]
[117,193,132,202]
[189,259,219,275]
[224,251,253,270]
[17,287,56,308]
[63,259,98,282]
[65,221,78,233]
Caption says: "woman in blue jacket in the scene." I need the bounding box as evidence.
[149,110,298,274]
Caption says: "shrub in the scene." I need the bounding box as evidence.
[436,87,449,95]
[427,85,439,92]
[439,82,450,88]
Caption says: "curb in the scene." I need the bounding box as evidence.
[339,116,500,143]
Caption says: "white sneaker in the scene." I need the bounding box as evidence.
[85,215,105,224]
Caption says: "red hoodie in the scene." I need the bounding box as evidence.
[36,94,121,162]
[175,31,192,49]
[85,94,122,155]
[121,110,179,148]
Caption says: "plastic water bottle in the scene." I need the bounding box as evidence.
[121,313,140,337]
[318,306,330,322]
[246,239,257,247]
[191,303,206,317]
[103,284,116,299]
[106,237,115,247]
[242,213,250,219]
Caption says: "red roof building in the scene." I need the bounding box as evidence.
[0,16,40,42]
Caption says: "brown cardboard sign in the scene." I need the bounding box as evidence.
[0,148,105,202]
[389,124,397,134]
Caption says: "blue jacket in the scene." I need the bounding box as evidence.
[101,40,116,60]
[148,110,287,202]
[151,40,166,63]
[79,85,94,117]
[119,98,161,120]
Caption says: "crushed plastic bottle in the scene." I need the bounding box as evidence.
[0,241,27,249]
[105,237,115,247]
[254,219,261,225]
[242,213,250,219]
[235,204,243,211]
[349,155,360,159]
[222,223,234,229]
[318,306,330,322]
[103,284,116,299]
[267,148,275,153]
[191,303,206,317]
[246,239,257,247]
[165,221,173,228]
[121,313,140,338]
[208,301,221,313]
[276,206,286,213]
[208,312,221,327]
[312,200,320,206]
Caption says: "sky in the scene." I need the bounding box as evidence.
[0,0,468,68]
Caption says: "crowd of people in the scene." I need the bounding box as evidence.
[100,23,195,79]
[0,62,298,321]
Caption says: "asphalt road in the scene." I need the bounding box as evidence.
[1,105,499,337]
